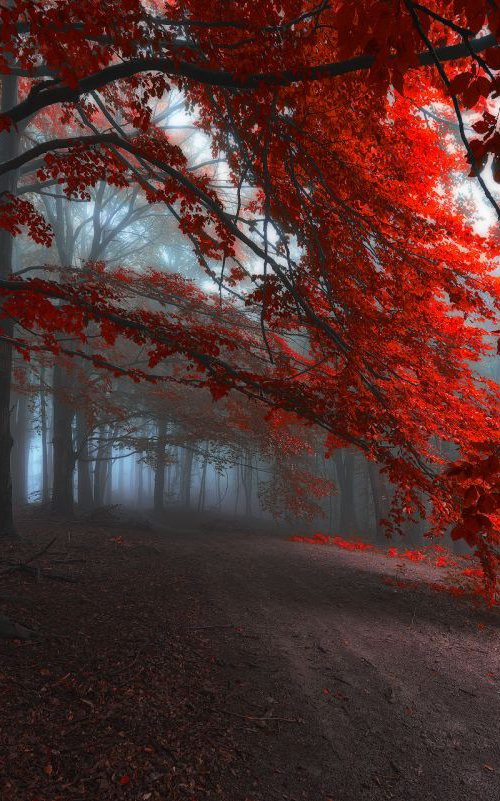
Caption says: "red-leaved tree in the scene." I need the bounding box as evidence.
[0,1,498,593]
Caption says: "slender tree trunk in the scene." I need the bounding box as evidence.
[242,452,253,518]
[104,437,113,505]
[172,447,180,502]
[0,74,19,538]
[117,450,125,503]
[233,462,241,515]
[51,365,76,517]
[93,429,105,507]
[180,447,194,508]
[335,449,358,534]
[367,461,387,545]
[40,367,49,504]
[11,392,28,505]
[137,457,144,507]
[147,459,153,504]
[76,410,93,510]
[216,470,222,511]
[153,418,167,514]
[197,452,208,513]
[166,459,172,499]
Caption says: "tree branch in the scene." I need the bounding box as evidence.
[1,34,497,127]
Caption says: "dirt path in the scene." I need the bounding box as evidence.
[1,522,499,801]
[160,527,500,801]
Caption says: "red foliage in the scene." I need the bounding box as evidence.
[290,533,497,604]
[0,1,499,593]
[289,532,375,551]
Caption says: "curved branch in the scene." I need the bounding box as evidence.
[0,133,117,177]
[1,34,497,127]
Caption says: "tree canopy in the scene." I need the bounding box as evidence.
[0,1,499,594]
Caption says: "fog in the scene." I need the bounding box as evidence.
[8,93,499,548]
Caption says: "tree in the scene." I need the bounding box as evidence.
[0,2,498,589]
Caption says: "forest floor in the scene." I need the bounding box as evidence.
[0,513,499,801]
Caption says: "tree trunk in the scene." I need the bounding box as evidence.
[104,435,113,505]
[335,449,358,535]
[197,452,208,513]
[117,449,125,503]
[242,452,253,518]
[154,418,167,514]
[11,392,28,506]
[93,425,108,507]
[40,367,49,504]
[367,461,387,545]
[76,410,93,510]
[180,448,194,509]
[0,74,19,538]
[137,458,144,507]
[51,365,76,517]
[233,462,241,515]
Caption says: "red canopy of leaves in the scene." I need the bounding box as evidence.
[0,1,499,592]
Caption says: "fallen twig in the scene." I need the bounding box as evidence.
[0,536,58,577]
[331,674,353,687]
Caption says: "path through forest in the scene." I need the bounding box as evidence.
[1,519,499,801]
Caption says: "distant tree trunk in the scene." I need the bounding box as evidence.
[172,448,181,502]
[47,397,53,499]
[0,73,19,538]
[40,368,49,504]
[216,470,222,510]
[233,463,241,515]
[154,418,167,514]
[147,460,153,503]
[76,410,93,510]
[197,452,208,513]
[104,437,113,505]
[11,393,28,505]
[335,449,358,534]
[367,461,387,545]
[117,451,125,503]
[406,511,425,547]
[180,448,194,508]
[137,458,144,506]
[51,365,76,517]
[166,460,172,500]
[242,453,253,517]
[93,426,108,507]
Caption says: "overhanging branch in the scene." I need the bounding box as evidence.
[1,34,497,127]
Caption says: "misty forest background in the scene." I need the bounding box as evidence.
[8,95,500,549]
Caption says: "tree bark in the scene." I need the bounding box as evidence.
[51,364,76,517]
[180,447,194,509]
[0,74,19,538]
[367,461,387,545]
[335,449,358,535]
[242,452,253,518]
[93,424,109,507]
[137,457,144,507]
[11,392,28,505]
[153,418,167,514]
[40,367,50,504]
[76,410,93,510]
[197,451,208,513]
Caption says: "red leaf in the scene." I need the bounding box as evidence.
[448,71,472,95]
[483,47,500,70]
